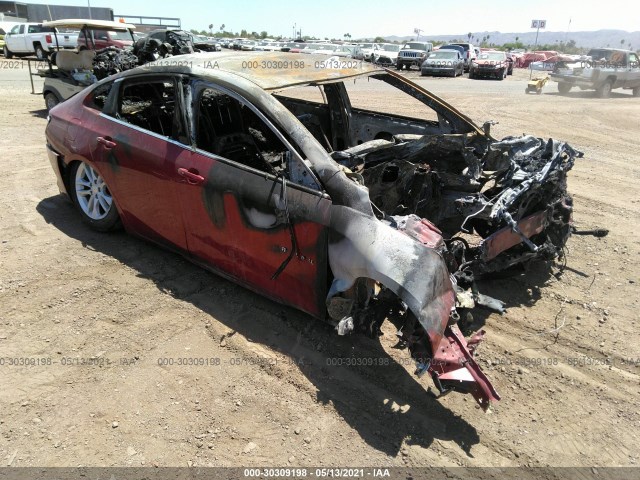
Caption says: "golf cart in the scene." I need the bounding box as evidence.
[36,19,136,111]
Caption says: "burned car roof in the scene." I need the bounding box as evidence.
[115,52,484,136]
[139,52,383,90]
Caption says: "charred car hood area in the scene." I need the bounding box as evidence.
[326,131,579,408]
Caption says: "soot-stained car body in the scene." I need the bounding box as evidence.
[45,52,581,411]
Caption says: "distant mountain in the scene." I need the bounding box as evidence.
[380,30,639,49]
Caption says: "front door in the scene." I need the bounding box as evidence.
[175,83,331,317]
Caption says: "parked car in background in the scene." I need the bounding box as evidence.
[3,22,78,59]
[469,50,508,80]
[311,44,338,55]
[142,29,195,55]
[334,44,363,59]
[358,42,380,61]
[238,40,256,51]
[421,49,464,77]
[438,44,465,58]
[188,33,221,52]
[299,43,321,54]
[281,41,304,52]
[77,22,135,50]
[550,48,640,98]
[372,43,400,66]
[230,38,248,50]
[254,41,281,52]
[396,41,433,70]
[449,42,476,71]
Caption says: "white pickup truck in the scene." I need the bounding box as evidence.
[3,23,78,60]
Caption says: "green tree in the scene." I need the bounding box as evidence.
[260,31,268,39]
[240,29,248,37]
[374,36,386,43]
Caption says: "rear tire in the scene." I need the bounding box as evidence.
[69,161,121,232]
[558,83,572,94]
[3,45,12,59]
[34,44,46,60]
[596,80,612,98]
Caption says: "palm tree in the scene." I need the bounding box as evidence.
[220,24,225,33]
[208,24,213,35]
[467,32,472,41]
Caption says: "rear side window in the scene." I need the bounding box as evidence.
[116,80,177,137]
[85,82,113,111]
[28,25,53,34]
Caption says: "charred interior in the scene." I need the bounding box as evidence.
[274,72,580,408]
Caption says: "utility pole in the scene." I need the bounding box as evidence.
[529,19,546,78]
[87,0,92,19]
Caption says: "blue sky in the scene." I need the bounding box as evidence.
[77,0,640,38]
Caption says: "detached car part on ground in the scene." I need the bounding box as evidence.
[45,52,581,412]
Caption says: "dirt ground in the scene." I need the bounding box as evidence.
[0,61,639,469]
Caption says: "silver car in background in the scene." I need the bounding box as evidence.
[421,49,464,77]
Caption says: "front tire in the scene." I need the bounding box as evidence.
[632,86,640,97]
[70,161,121,232]
[3,45,13,58]
[44,92,60,111]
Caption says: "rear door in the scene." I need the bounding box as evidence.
[175,81,331,317]
[85,74,190,251]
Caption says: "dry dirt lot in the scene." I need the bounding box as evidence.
[0,61,639,470]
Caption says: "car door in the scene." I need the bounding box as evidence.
[93,29,109,50]
[626,53,640,88]
[84,74,189,251]
[11,24,26,51]
[174,81,331,318]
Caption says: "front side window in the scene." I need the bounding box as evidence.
[196,87,291,175]
[194,85,321,190]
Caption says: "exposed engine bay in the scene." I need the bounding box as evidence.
[324,130,581,408]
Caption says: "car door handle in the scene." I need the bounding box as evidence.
[178,167,205,185]
[97,136,116,149]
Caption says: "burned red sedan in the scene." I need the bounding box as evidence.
[46,52,580,411]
